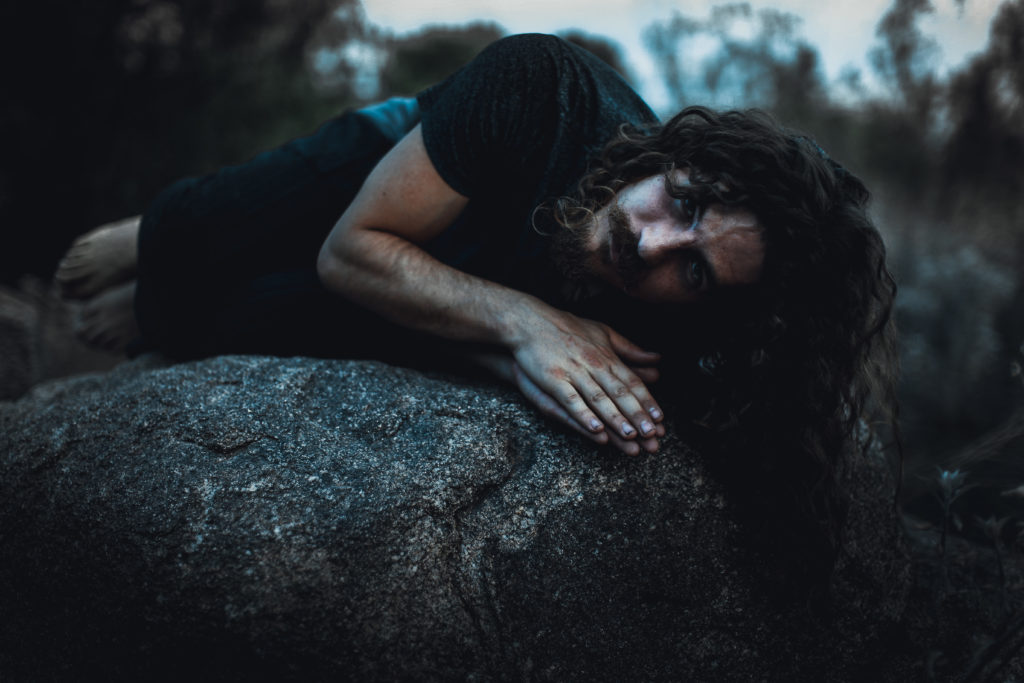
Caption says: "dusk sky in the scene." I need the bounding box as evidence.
[359,0,1003,112]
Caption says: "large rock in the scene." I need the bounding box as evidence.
[1,356,912,680]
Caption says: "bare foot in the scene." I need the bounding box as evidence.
[56,216,140,300]
[74,280,140,353]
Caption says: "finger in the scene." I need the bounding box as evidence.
[590,366,662,440]
[516,363,609,437]
[542,369,638,441]
[604,428,643,457]
[606,426,659,455]
[567,371,649,441]
[513,364,609,444]
[630,365,660,384]
[608,364,665,425]
[637,434,660,453]
[602,325,661,365]
[473,352,515,383]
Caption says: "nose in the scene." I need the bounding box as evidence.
[636,222,697,264]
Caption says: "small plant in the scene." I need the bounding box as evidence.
[977,515,1012,616]
[1011,341,1024,390]
[936,468,970,591]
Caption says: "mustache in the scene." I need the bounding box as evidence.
[607,204,646,288]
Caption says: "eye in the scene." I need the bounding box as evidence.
[663,176,700,224]
[674,196,701,227]
[681,197,698,218]
[684,258,706,290]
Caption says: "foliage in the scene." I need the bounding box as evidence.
[5,0,1022,539]
[644,3,826,118]
[1,0,369,284]
[645,0,1024,534]
[375,23,504,97]
[942,0,1024,238]
[3,0,1024,673]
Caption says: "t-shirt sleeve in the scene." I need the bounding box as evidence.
[416,34,567,198]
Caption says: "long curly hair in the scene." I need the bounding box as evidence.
[552,106,899,592]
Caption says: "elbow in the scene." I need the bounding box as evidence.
[316,241,343,289]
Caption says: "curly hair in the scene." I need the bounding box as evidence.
[552,106,899,591]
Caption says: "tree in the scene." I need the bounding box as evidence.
[0,0,360,283]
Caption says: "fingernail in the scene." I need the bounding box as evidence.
[640,420,655,436]
[621,422,635,436]
[589,418,602,431]
[649,407,662,420]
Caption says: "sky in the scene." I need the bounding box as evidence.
[359,0,1004,113]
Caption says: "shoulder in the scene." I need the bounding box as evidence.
[471,33,611,81]
[475,33,574,58]
[413,33,654,197]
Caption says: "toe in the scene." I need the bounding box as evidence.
[58,270,99,300]
[56,264,85,282]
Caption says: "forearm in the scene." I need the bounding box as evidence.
[315,123,663,454]
[317,225,546,350]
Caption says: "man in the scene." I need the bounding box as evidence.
[57,34,897,476]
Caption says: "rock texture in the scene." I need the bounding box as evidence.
[1,355,914,681]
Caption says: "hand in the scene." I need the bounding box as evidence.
[512,362,664,455]
[469,351,663,456]
[508,306,665,455]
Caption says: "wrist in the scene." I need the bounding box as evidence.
[493,292,551,350]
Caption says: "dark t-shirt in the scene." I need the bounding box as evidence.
[134,34,657,359]
[415,34,658,306]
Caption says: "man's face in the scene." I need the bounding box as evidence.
[582,169,765,304]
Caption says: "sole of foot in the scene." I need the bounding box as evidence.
[74,280,139,353]
[56,216,140,300]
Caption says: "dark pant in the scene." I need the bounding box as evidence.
[134,104,435,362]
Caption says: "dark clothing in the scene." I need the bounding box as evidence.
[135,108,410,360]
[134,34,657,360]
[417,34,656,301]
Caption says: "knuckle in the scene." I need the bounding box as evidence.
[590,391,609,404]
[611,384,630,398]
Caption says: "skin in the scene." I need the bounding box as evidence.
[58,126,766,454]
[57,215,141,300]
[318,126,767,456]
[56,216,142,353]
[584,169,765,303]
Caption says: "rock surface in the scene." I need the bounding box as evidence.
[1,355,913,680]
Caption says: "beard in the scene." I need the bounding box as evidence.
[543,204,680,344]
[604,203,646,291]
[545,202,645,306]
[547,220,594,288]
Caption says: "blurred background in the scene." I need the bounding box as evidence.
[0,0,1021,529]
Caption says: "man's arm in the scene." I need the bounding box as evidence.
[317,125,664,455]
